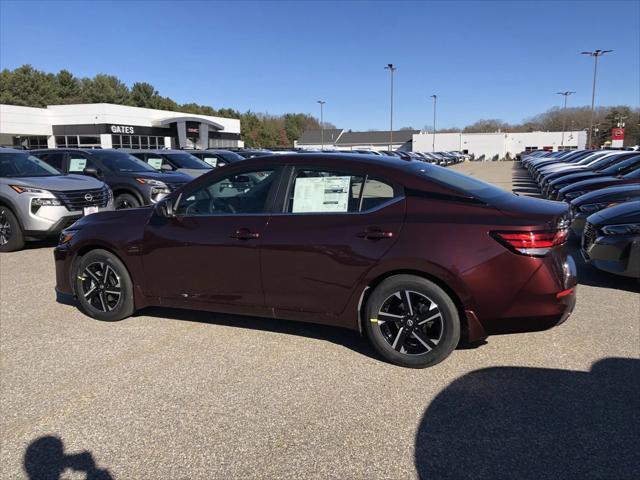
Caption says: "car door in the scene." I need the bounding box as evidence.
[141,165,282,314]
[260,166,405,323]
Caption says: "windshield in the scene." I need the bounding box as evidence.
[600,156,640,174]
[407,163,510,203]
[623,168,640,179]
[164,153,211,170]
[93,151,157,172]
[0,152,61,177]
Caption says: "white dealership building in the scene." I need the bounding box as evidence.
[297,128,587,158]
[0,103,242,150]
[412,130,587,158]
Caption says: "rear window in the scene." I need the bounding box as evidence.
[407,163,511,203]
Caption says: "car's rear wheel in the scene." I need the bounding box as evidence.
[0,207,24,252]
[114,193,140,210]
[364,275,460,368]
[74,249,134,321]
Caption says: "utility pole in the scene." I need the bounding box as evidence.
[317,100,326,150]
[430,94,437,152]
[581,49,613,148]
[385,64,396,151]
[556,91,575,148]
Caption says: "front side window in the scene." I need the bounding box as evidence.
[68,153,97,173]
[35,152,65,171]
[163,153,210,170]
[92,151,156,173]
[145,155,168,170]
[176,169,275,216]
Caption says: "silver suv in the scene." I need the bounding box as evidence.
[0,148,113,252]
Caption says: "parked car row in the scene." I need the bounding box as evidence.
[521,149,640,278]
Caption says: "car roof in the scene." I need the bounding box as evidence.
[0,147,29,153]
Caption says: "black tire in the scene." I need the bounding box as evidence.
[74,249,134,321]
[0,207,25,252]
[114,193,140,210]
[363,275,460,368]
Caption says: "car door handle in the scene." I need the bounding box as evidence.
[357,228,394,240]
[229,229,260,240]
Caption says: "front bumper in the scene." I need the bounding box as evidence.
[582,233,640,278]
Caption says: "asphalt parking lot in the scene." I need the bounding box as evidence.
[1,161,638,480]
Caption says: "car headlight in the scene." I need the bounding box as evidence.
[10,185,52,195]
[579,202,611,213]
[135,178,168,188]
[601,223,640,236]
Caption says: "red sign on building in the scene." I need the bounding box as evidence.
[612,128,625,141]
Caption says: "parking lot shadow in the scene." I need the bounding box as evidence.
[414,357,640,480]
[140,306,380,359]
[24,436,112,480]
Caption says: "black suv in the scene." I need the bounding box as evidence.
[32,149,192,209]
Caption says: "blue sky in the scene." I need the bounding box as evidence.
[1,0,638,130]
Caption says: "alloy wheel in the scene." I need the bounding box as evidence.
[376,290,443,355]
[0,210,12,245]
[79,262,122,312]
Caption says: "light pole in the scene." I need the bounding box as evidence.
[317,100,326,150]
[430,94,437,152]
[556,91,575,148]
[385,64,396,151]
[581,49,613,148]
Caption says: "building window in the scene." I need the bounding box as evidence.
[78,136,100,147]
[524,146,539,152]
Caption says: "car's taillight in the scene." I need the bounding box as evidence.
[491,229,569,256]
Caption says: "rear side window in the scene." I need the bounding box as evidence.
[407,163,510,203]
[287,169,397,213]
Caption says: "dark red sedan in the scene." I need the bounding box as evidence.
[54,154,576,368]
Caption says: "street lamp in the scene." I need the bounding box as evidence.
[317,100,326,150]
[581,49,613,148]
[384,64,396,151]
[556,91,575,148]
[430,94,437,152]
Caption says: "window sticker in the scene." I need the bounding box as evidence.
[147,157,163,170]
[203,157,218,167]
[69,157,87,172]
[292,176,351,213]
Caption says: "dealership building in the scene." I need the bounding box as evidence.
[297,128,586,157]
[0,103,242,150]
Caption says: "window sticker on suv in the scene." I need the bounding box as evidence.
[69,157,87,172]
[292,176,351,213]
[202,157,218,168]
[147,157,163,170]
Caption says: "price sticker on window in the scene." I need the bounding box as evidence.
[69,157,87,172]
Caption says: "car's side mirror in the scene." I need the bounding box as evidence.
[156,194,181,218]
[83,167,102,178]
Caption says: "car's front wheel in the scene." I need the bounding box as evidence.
[0,207,24,252]
[364,275,460,368]
[114,193,140,210]
[74,249,134,321]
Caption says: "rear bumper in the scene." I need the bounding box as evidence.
[478,254,578,336]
